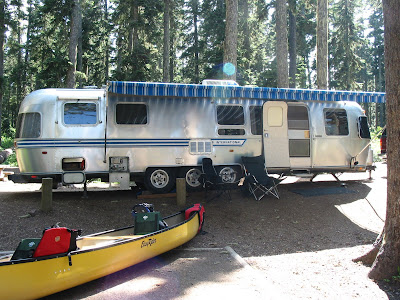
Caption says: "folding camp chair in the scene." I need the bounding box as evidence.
[241,155,284,200]
[201,158,232,200]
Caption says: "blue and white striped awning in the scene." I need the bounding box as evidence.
[108,81,386,103]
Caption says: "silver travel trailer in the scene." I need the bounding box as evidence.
[11,80,385,193]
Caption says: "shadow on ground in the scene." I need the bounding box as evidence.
[190,179,377,257]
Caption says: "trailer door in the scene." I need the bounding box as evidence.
[287,104,311,170]
[262,101,290,169]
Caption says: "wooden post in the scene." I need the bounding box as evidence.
[41,178,53,212]
[176,178,186,207]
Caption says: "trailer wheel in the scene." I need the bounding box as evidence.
[218,166,240,183]
[184,168,203,191]
[144,168,176,194]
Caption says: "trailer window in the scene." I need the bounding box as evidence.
[267,107,283,127]
[116,104,148,124]
[288,106,309,130]
[289,140,310,157]
[217,105,244,125]
[358,116,371,139]
[15,112,41,138]
[324,109,349,136]
[64,102,97,125]
[218,129,245,136]
[189,140,212,154]
[249,106,262,135]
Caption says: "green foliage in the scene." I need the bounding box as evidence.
[330,0,365,91]
[367,0,385,92]
[111,0,164,82]
[1,136,14,149]
[0,136,18,166]
[199,0,226,79]
[370,125,385,140]
[370,125,385,162]
[1,118,15,138]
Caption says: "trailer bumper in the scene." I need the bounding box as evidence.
[8,174,60,184]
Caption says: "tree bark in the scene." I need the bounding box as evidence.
[77,24,83,88]
[242,0,250,71]
[163,0,170,82]
[288,0,296,88]
[353,229,384,266]
[132,3,139,50]
[24,1,33,92]
[104,0,110,82]
[66,0,82,89]
[223,0,238,81]
[169,0,175,82]
[356,0,400,281]
[317,0,328,89]
[128,1,139,54]
[116,33,123,79]
[16,23,22,109]
[0,0,4,143]
[275,0,289,88]
[192,0,200,83]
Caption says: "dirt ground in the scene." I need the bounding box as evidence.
[0,163,399,299]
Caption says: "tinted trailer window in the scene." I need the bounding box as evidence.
[217,105,244,125]
[324,109,349,136]
[116,103,148,125]
[15,112,41,138]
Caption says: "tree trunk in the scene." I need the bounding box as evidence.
[275,0,289,88]
[128,2,139,54]
[288,0,296,88]
[353,229,384,266]
[317,0,328,89]
[24,1,33,93]
[104,0,110,82]
[116,33,123,79]
[223,0,238,81]
[242,0,250,71]
[16,24,22,110]
[132,3,139,51]
[193,0,200,83]
[163,0,170,82]
[169,0,175,82]
[0,0,4,144]
[66,0,82,89]
[77,25,83,88]
[356,0,400,281]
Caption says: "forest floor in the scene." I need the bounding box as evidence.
[0,163,399,299]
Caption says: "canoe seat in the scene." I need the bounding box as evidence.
[11,238,41,260]
[33,227,81,258]
[134,212,161,235]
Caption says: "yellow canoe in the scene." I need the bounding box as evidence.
[0,204,204,300]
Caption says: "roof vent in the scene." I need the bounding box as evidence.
[202,80,239,86]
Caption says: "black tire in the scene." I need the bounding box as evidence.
[181,167,203,191]
[215,165,243,183]
[144,168,176,194]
